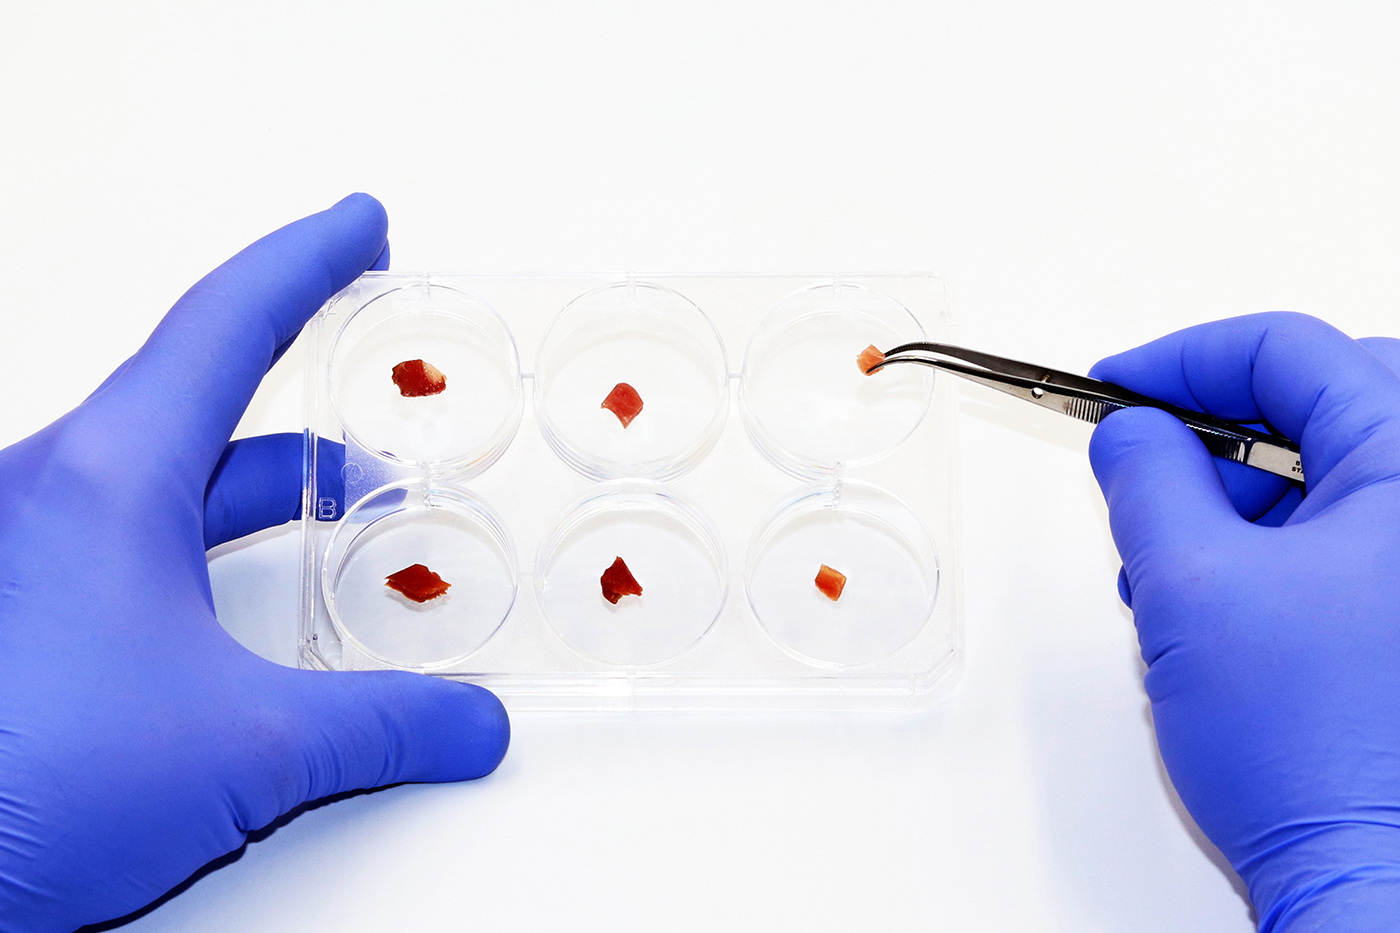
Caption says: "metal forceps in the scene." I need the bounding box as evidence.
[870,342,1305,484]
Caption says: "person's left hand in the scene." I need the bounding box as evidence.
[0,194,510,932]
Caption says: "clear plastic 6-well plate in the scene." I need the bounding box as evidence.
[301,274,962,711]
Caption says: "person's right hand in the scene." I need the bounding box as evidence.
[1087,312,1400,931]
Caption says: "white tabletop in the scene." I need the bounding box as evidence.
[3,3,1397,930]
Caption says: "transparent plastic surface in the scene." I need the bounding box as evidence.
[534,282,728,481]
[302,273,962,711]
[329,283,523,477]
[741,282,934,479]
[747,480,938,668]
[537,481,727,666]
[323,480,517,670]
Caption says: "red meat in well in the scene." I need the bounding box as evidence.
[814,564,847,602]
[857,345,886,375]
[601,382,644,427]
[600,556,643,604]
[385,563,452,602]
[391,359,447,397]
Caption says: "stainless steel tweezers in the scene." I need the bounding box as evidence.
[871,342,1305,484]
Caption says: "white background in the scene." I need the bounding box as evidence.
[2,2,1397,930]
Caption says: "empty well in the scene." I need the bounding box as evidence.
[328,283,523,477]
[534,281,728,481]
[323,481,518,669]
[746,480,939,668]
[741,282,933,479]
[535,481,727,666]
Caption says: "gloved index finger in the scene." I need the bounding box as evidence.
[83,193,388,486]
[1088,312,1400,491]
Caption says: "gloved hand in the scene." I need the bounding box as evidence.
[0,194,509,931]
[1088,312,1400,931]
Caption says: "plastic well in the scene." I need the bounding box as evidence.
[533,281,729,481]
[303,272,962,710]
[535,480,728,666]
[740,282,933,479]
[746,480,939,668]
[328,283,523,478]
[323,480,518,669]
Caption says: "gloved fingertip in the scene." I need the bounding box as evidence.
[1117,566,1133,608]
[1215,456,1295,522]
[394,675,510,782]
[331,191,387,218]
[371,240,391,271]
[204,433,303,548]
[449,682,511,779]
[1086,355,1123,383]
[301,670,511,797]
[326,193,389,253]
[1358,336,1400,377]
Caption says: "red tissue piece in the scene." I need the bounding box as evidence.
[385,563,452,603]
[814,564,847,602]
[601,382,644,428]
[600,556,643,605]
[391,359,447,397]
[857,344,886,375]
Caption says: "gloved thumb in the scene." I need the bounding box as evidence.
[286,669,510,805]
[1089,407,1243,603]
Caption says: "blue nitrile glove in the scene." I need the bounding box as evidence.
[204,431,347,547]
[0,194,509,932]
[1087,312,1400,932]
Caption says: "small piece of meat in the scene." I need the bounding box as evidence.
[857,345,886,375]
[391,359,447,397]
[385,563,452,602]
[814,564,847,602]
[600,556,643,604]
[601,382,644,427]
